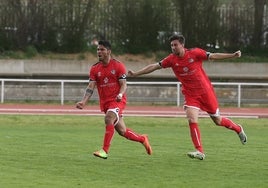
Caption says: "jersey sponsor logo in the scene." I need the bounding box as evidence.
[180,68,196,76]
[183,67,189,72]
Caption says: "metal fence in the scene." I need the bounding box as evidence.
[1,79,268,107]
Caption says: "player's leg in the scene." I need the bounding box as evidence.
[185,106,205,160]
[93,110,117,159]
[210,115,247,144]
[115,118,152,155]
[115,117,142,141]
[203,91,247,145]
[186,107,203,153]
[210,114,240,132]
[106,107,144,142]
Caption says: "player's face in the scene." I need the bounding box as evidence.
[171,40,184,56]
[97,45,111,63]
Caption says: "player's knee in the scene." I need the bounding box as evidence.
[187,117,197,124]
[118,130,125,136]
[214,122,221,126]
[211,117,221,126]
[115,126,126,136]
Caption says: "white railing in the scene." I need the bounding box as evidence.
[1,78,268,107]
[0,79,88,105]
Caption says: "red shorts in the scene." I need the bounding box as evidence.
[101,100,126,116]
[184,91,219,115]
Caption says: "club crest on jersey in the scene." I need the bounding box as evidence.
[188,58,194,63]
[104,77,109,83]
[97,72,101,77]
[111,70,116,74]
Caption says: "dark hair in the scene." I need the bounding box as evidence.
[98,40,111,50]
[169,34,185,44]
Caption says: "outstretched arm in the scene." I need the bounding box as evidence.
[208,50,241,60]
[128,63,162,77]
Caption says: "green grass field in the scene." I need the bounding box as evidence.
[0,115,267,188]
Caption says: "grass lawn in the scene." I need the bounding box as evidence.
[0,115,267,188]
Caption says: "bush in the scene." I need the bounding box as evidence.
[25,46,38,58]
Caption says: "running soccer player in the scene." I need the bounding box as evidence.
[76,40,152,159]
[128,34,247,160]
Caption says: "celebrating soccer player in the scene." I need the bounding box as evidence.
[128,34,247,160]
[76,40,152,159]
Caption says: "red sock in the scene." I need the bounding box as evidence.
[124,128,144,143]
[189,123,203,153]
[102,124,114,153]
[220,117,241,133]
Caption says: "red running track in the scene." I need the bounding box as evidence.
[0,104,267,118]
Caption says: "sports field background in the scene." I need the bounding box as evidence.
[0,105,267,188]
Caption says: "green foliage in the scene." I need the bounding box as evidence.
[110,0,173,54]
[0,31,15,51]
[60,31,85,53]
[41,29,61,52]
[77,53,86,60]
[211,46,268,62]
[174,0,220,48]
[0,115,267,187]
[25,45,38,58]
[241,46,268,58]
[0,51,23,59]
[0,0,266,54]
[154,50,170,60]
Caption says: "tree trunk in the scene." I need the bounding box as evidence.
[252,0,266,47]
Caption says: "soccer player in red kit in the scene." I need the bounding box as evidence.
[128,34,247,160]
[76,40,152,159]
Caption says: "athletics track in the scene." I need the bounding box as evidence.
[0,104,267,118]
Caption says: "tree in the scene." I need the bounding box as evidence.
[252,0,266,47]
[108,0,172,53]
[5,0,39,49]
[59,0,96,53]
[173,0,219,49]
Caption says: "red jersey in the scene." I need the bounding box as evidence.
[161,48,213,96]
[89,58,127,111]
